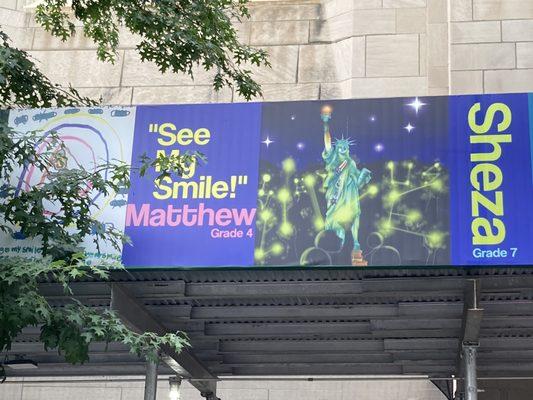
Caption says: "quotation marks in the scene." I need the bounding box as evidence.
[230,175,248,198]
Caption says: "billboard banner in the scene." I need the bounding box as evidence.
[4,94,533,268]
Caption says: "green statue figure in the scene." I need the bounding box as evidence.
[321,105,371,266]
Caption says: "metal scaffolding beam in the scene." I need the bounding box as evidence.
[110,283,218,399]
[9,268,533,384]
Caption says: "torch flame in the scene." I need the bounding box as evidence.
[321,105,332,115]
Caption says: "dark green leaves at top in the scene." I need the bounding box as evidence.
[34,0,269,100]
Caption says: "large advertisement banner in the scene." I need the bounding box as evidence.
[4,94,533,268]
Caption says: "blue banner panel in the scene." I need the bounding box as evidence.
[450,94,533,265]
[255,97,450,267]
[122,104,262,267]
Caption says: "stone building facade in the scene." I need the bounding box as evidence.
[1,1,533,400]
[3,0,533,105]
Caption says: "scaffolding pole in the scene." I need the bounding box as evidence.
[144,359,158,400]
[463,345,478,400]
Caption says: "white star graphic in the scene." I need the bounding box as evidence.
[262,136,274,148]
[407,97,426,114]
[404,123,415,133]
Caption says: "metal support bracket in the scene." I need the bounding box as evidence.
[110,283,218,398]
[455,279,484,400]
[461,280,484,345]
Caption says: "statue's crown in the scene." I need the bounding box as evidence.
[335,136,355,147]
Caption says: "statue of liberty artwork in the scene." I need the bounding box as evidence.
[321,105,372,267]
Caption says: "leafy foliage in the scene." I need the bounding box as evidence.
[0,122,190,375]
[0,37,194,369]
[0,0,264,380]
[0,256,188,366]
[0,126,129,256]
[35,0,270,100]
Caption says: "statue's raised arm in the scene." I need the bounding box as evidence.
[321,105,333,152]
